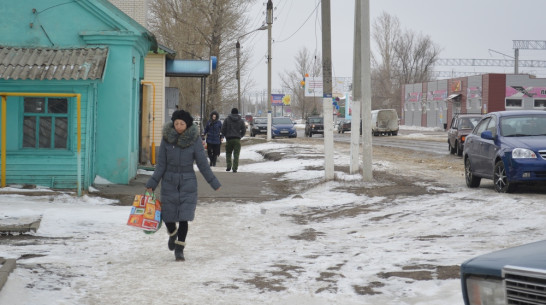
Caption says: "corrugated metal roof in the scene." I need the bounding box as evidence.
[0,46,108,81]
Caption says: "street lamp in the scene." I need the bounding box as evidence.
[236,25,267,112]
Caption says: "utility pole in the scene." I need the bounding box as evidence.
[350,0,361,174]
[360,0,373,181]
[321,0,334,180]
[236,40,242,111]
[266,0,273,141]
[236,25,267,114]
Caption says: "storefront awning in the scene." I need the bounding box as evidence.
[447,93,462,101]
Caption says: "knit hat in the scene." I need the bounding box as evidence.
[231,108,239,114]
[171,110,193,127]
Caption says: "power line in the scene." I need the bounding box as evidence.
[275,1,320,43]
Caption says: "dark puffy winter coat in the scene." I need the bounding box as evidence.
[146,122,221,222]
[221,113,246,140]
[204,111,222,145]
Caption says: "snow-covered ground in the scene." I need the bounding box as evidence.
[1,133,545,305]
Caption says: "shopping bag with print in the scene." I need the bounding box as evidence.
[127,191,162,233]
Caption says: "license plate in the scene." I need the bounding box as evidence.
[280,130,288,134]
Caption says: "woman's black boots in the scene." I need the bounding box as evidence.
[167,228,177,251]
[174,241,186,261]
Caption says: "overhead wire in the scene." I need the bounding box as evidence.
[275,1,321,44]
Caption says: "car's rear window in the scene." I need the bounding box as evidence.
[459,117,481,129]
[309,118,322,123]
[254,118,266,124]
[273,117,293,124]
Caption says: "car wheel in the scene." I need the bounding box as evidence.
[456,141,462,156]
[449,141,456,154]
[464,158,481,188]
[494,160,515,193]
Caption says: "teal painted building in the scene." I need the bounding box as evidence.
[0,0,157,191]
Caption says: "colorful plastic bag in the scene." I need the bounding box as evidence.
[127,192,162,233]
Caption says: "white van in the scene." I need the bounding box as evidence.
[371,109,399,136]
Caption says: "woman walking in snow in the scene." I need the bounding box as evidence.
[146,109,221,261]
[203,110,222,167]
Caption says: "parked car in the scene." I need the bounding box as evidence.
[337,119,351,133]
[305,116,324,137]
[447,114,483,156]
[371,109,399,136]
[463,110,546,193]
[271,117,297,138]
[250,117,267,137]
[460,240,546,305]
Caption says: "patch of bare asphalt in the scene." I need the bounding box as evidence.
[337,170,448,199]
[353,281,385,295]
[378,264,460,281]
[288,228,325,241]
[242,264,304,292]
[314,261,348,294]
[243,276,287,292]
[281,202,378,226]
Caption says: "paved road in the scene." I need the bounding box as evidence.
[297,128,450,155]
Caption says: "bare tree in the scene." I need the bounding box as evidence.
[279,47,322,119]
[148,0,255,121]
[371,12,441,113]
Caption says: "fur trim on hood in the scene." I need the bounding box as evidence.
[210,110,219,120]
[162,122,199,149]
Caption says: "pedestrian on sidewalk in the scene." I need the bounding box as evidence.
[203,110,222,167]
[221,108,246,173]
[146,109,221,262]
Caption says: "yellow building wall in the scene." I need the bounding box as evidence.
[142,53,166,164]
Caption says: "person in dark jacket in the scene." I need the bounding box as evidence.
[203,110,222,167]
[221,108,246,173]
[146,109,221,261]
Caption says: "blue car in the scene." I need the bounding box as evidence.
[271,117,297,138]
[460,240,546,305]
[463,110,546,193]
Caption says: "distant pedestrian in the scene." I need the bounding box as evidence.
[146,109,221,261]
[203,110,222,167]
[221,108,246,173]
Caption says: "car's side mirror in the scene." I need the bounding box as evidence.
[481,130,494,140]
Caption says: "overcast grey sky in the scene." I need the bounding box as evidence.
[240,0,546,92]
